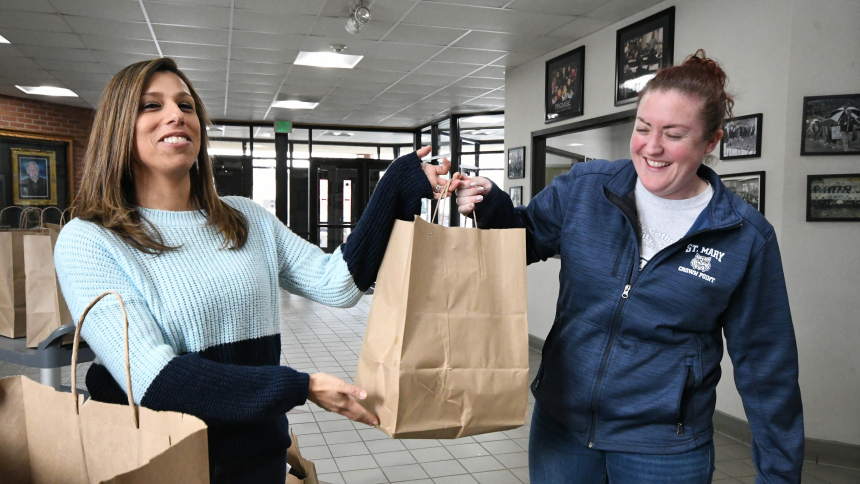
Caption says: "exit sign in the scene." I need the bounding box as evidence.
[274,120,292,133]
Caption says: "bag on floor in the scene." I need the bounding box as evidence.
[0,291,210,484]
[355,185,529,439]
[0,207,42,339]
[23,207,73,347]
[286,430,319,484]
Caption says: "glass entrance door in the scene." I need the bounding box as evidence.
[310,158,391,252]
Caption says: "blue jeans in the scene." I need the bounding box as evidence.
[529,403,715,483]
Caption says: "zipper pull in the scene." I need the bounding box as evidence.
[621,284,631,299]
[588,442,594,448]
[677,423,684,436]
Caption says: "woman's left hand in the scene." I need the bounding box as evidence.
[416,145,454,199]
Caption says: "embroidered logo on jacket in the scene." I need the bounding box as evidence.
[677,244,723,284]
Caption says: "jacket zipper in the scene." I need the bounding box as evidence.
[587,192,743,449]
[676,364,693,436]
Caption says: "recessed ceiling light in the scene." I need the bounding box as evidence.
[295,51,363,69]
[461,115,504,124]
[271,100,318,109]
[568,143,584,147]
[16,85,78,97]
[0,34,10,44]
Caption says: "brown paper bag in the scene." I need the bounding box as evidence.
[0,207,43,339]
[286,430,319,484]
[355,210,529,439]
[0,291,210,484]
[24,209,74,347]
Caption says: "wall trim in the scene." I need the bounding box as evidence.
[528,334,859,470]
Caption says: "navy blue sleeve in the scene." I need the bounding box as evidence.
[475,175,570,264]
[341,151,434,291]
[140,353,310,425]
[721,232,804,483]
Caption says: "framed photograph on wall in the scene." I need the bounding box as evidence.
[614,7,675,106]
[720,171,765,215]
[508,146,525,179]
[509,186,522,207]
[801,94,860,155]
[545,46,585,123]
[806,174,860,221]
[11,148,57,206]
[721,113,763,160]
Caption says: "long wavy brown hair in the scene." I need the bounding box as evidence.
[74,57,248,254]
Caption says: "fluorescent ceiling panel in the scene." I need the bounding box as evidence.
[295,51,363,69]
[0,34,9,44]
[16,86,78,97]
[461,115,504,124]
[271,100,318,109]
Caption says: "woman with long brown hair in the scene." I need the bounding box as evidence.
[55,57,451,483]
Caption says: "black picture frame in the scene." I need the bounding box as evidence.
[508,146,525,179]
[801,94,860,155]
[509,186,522,207]
[806,173,860,221]
[614,7,675,106]
[720,114,763,160]
[720,171,765,215]
[545,46,585,123]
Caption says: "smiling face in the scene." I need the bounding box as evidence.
[630,89,722,200]
[133,71,201,181]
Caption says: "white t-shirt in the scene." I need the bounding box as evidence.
[634,178,713,270]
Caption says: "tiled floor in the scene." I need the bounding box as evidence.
[1,290,858,484]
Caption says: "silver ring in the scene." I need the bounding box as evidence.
[435,185,442,193]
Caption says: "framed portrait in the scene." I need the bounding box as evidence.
[11,148,57,206]
[508,146,525,179]
[801,94,860,155]
[806,174,860,221]
[509,186,523,207]
[545,46,585,123]
[721,113,763,160]
[720,171,765,215]
[615,7,675,106]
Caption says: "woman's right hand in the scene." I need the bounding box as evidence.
[454,173,493,215]
[307,373,379,426]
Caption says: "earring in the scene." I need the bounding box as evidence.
[703,154,719,167]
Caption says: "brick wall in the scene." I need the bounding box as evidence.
[0,95,94,195]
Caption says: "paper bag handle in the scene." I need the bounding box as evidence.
[0,205,23,228]
[39,206,66,229]
[431,178,477,227]
[19,207,42,229]
[71,291,139,428]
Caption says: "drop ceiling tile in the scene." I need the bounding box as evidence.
[35,60,106,74]
[222,70,278,85]
[399,72,462,87]
[383,25,469,47]
[404,2,573,35]
[298,36,378,56]
[517,35,574,54]
[92,51,158,67]
[230,81,279,94]
[470,65,506,79]
[282,75,342,90]
[310,16,395,43]
[50,71,113,83]
[80,35,157,55]
[546,16,612,39]
[385,83,440,95]
[183,70,227,82]
[451,30,531,51]
[424,0,509,6]
[586,0,663,21]
[14,45,96,62]
[158,0,233,7]
[452,77,504,89]
[162,41,229,60]
[0,44,26,57]
[436,85,493,97]
[63,17,151,39]
[344,69,405,83]
[230,46,298,64]
[228,60,290,76]
[235,0,321,16]
[413,61,481,77]
[506,0,607,16]
[230,30,307,51]
[432,47,508,65]
[0,11,72,32]
[151,24,230,46]
[0,29,86,48]
[51,0,144,21]
[374,41,440,61]
[171,57,229,71]
[231,10,316,35]
[0,0,55,13]
[187,80,227,91]
[145,2,232,29]
[355,56,424,73]
[374,91,425,102]
[228,91,274,102]
[0,56,48,71]
[324,93,376,105]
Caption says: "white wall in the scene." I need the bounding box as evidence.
[505,0,860,445]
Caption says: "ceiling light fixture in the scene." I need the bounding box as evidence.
[330,44,347,53]
[15,85,78,97]
[345,0,371,35]
[271,100,319,110]
[295,51,363,69]
[568,143,584,147]
[0,33,10,44]
[461,115,504,125]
